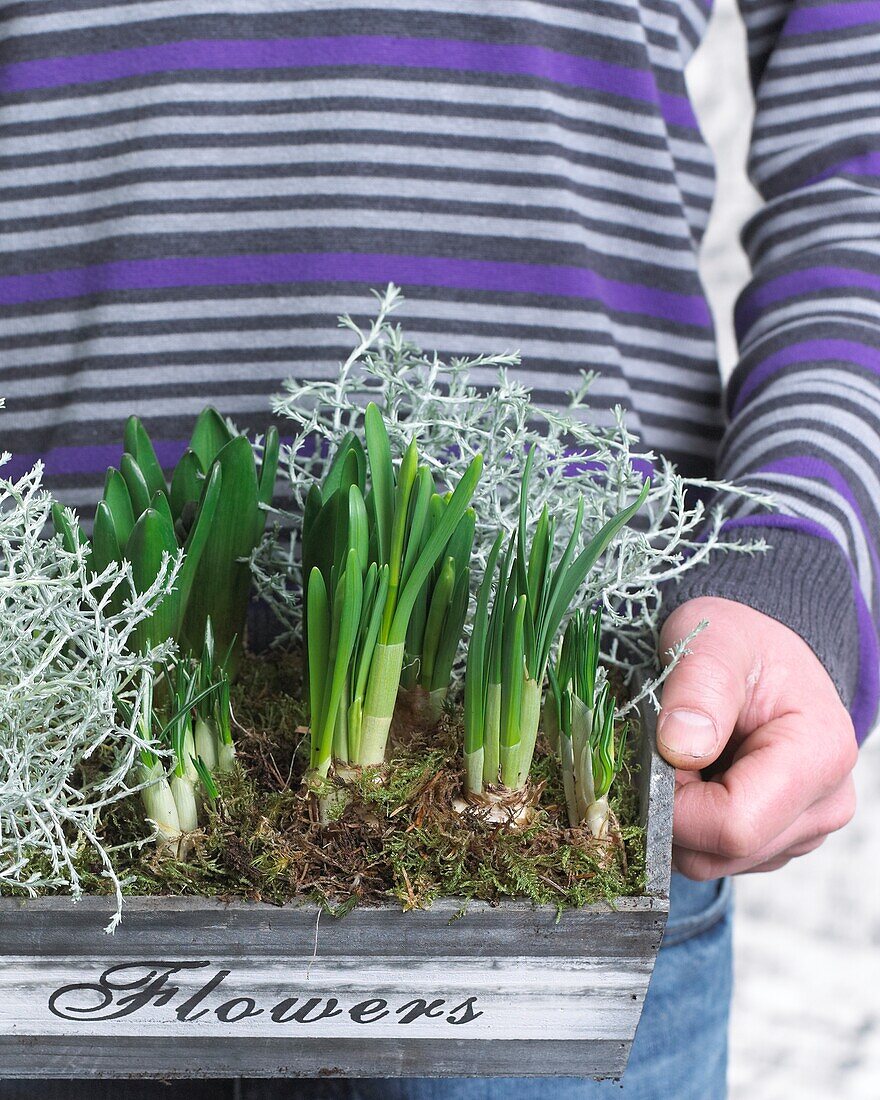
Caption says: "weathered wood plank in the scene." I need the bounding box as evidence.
[0,953,648,1041]
[0,896,667,956]
[0,1036,633,1079]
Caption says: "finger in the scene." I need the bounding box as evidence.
[748,835,828,873]
[657,610,751,770]
[674,834,827,880]
[671,715,855,858]
[673,774,855,876]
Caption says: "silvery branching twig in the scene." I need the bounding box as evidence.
[0,443,177,931]
[260,284,773,707]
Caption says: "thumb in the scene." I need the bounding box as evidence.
[657,603,750,770]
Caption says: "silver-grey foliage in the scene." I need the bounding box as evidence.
[0,450,177,931]
[264,285,772,707]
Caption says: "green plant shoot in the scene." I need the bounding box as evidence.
[401,503,475,720]
[464,452,648,798]
[53,408,279,669]
[304,404,482,780]
[546,609,625,837]
[128,635,229,857]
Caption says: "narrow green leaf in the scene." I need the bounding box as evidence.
[527,507,551,612]
[305,493,338,592]
[591,686,617,799]
[359,562,380,647]
[323,432,367,498]
[430,563,470,693]
[303,484,323,544]
[389,452,482,645]
[176,462,223,635]
[403,583,429,689]
[257,425,280,512]
[464,531,504,755]
[155,679,221,745]
[421,556,455,687]
[364,403,394,566]
[316,549,363,773]
[488,539,516,684]
[307,567,330,746]
[352,563,390,704]
[193,756,220,800]
[530,497,583,675]
[583,609,602,703]
[399,469,434,591]
[330,449,363,579]
[536,499,583,642]
[382,439,419,634]
[445,508,476,574]
[499,595,527,787]
[546,663,564,736]
[515,447,536,599]
[348,485,369,573]
[536,480,649,672]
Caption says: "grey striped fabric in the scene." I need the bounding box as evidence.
[0,0,878,736]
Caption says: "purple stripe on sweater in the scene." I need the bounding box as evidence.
[807,149,880,186]
[736,266,880,339]
[4,439,189,481]
[0,35,695,128]
[12,438,660,486]
[725,512,878,742]
[785,1,880,35]
[563,453,655,479]
[731,338,880,414]
[0,251,712,325]
[761,455,880,578]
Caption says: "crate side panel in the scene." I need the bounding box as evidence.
[0,1036,632,1079]
[0,897,667,957]
[0,952,650,1041]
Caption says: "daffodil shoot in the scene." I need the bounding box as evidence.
[546,610,624,838]
[126,621,233,858]
[462,450,649,821]
[303,403,482,786]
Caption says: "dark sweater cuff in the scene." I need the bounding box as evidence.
[660,525,860,711]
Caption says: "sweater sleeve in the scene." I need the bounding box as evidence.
[663,0,880,742]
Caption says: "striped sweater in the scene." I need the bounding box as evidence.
[0,1,878,739]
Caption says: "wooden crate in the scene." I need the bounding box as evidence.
[0,702,672,1080]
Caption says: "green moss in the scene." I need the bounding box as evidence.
[18,650,647,914]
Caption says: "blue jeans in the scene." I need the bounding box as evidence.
[254,872,733,1100]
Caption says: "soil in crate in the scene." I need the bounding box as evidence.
[57,650,648,913]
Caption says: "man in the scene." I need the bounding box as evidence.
[0,1,872,1096]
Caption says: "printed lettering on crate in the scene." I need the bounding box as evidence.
[4,948,655,1043]
[44,959,483,1035]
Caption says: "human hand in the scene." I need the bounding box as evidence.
[657,597,858,879]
